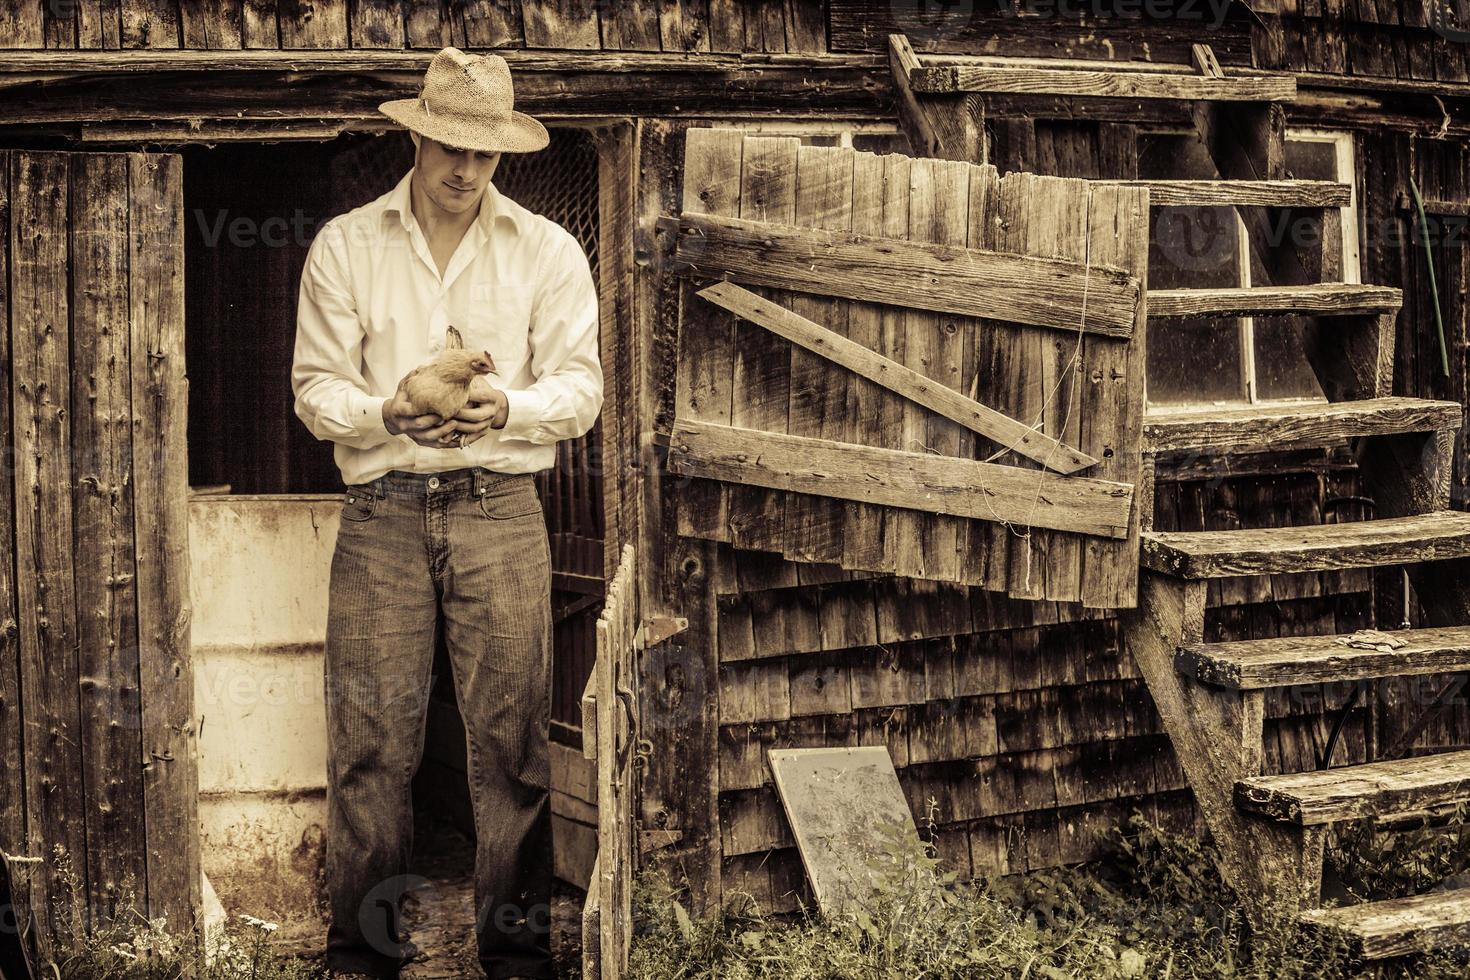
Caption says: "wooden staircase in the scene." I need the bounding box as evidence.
[887,35,1470,957]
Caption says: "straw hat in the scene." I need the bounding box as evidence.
[379,48,549,154]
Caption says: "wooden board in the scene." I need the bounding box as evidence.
[130,152,201,926]
[11,151,85,957]
[1301,888,1470,960]
[591,546,637,979]
[1142,511,1470,578]
[767,747,918,916]
[671,211,1143,338]
[1236,749,1470,826]
[1143,397,1462,453]
[1148,283,1401,318]
[1180,625,1470,689]
[696,282,1099,474]
[908,64,1296,102]
[671,131,1150,606]
[668,421,1135,538]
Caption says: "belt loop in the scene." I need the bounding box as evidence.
[472,466,487,497]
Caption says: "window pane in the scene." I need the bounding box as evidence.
[1139,133,1249,407]
[1253,317,1326,402]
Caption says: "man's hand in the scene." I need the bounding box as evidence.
[448,377,509,449]
[383,389,457,448]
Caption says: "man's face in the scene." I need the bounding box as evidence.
[414,135,502,216]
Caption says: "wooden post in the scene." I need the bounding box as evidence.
[1122,571,1323,917]
[12,151,86,956]
[71,153,148,920]
[129,153,201,926]
[633,119,723,914]
[0,150,21,907]
[887,35,985,166]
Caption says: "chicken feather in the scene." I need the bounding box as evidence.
[397,348,496,421]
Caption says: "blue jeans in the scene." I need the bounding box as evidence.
[323,467,553,980]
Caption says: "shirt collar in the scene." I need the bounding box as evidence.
[382,168,522,237]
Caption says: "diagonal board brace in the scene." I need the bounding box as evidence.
[698,281,1098,475]
[668,419,1135,539]
[668,211,1142,338]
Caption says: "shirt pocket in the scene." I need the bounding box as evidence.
[460,282,535,381]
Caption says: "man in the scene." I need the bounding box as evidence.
[292,47,603,980]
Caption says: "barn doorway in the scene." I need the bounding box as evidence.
[181,128,606,943]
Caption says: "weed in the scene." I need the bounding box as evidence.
[629,813,1470,979]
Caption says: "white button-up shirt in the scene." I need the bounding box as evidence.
[292,169,603,486]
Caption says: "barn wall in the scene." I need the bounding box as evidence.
[636,106,1470,912]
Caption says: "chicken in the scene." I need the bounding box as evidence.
[396,348,497,421]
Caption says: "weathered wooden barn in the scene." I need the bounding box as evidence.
[4,0,1470,970]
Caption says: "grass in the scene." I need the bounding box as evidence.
[628,812,1470,980]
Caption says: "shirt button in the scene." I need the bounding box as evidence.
[428,477,440,490]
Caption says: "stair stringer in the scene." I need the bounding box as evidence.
[1122,571,1325,919]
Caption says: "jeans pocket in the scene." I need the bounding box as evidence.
[477,484,542,521]
[341,487,379,523]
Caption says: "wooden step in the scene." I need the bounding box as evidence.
[1235,750,1470,826]
[1302,889,1470,960]
[1143,397,1462,454]
[1103,179,1351,209]
[906,58,1297,103]
[1178,625,1470,689]
[1141,512,1470,578]
[1149,284,1402,319]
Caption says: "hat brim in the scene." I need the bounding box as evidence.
[377,99,550,154]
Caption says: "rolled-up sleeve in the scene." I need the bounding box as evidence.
[499,231,604,444]
[292,221,395,450]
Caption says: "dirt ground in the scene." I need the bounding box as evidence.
[265,815,584,979]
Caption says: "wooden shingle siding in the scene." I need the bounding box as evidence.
[1,0,832,49]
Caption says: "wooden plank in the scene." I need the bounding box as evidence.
[0,151,18,889]
[12,152,86,954]
[130,153,200,925]
[693,282,1099,473]
[1100,179,1351,208]
[887,34,984,164]
[1237,749,1470,826]
[1179,625,1470,690]
[72,153,148,918]
[910,65,1297,101]
[1142,511,1470,578]
[668,420,1136,539]
[706,0,742,51]
[838,150,892,574]
[1144,397,1463,454]
[1079,177,1149,608]
[726,135,798,555]
[671,212,1144,338]
[179,0,243,47]
[783,143,854,567]
[767,747,918,916]
[0,0,46,46]
[349,0,402,46]
[121,0,180,46]
[402,0,448,48]
[1148,284,1402,318]
[459,0,522,46]
[1301,888,1470,960]
[601,1,659,50]
[905,156,974,589]
[658,0,711,53]
[675,128,745,545]
[522,0,600,48]
[279,0,346,46]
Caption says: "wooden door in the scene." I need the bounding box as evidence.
[667,129,1151,608]
[0,151,196,957]
[581,545,638,980]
